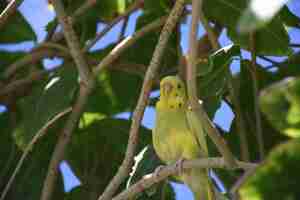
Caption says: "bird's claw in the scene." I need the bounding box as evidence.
[153,165,165,182]
[175,158,185,175]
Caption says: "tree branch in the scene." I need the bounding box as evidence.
[3,47,69,79]
[0,0,23,29]
[83,0,142,52]
[186,0,237,167]
[40,1,95,200]
[94,16,167,74]
[249,32,265,160]
[113,158,257,200]
[97,1,185,200]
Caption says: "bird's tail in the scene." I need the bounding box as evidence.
[183,168,215,200]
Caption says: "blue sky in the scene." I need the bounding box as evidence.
[1,0,300,199]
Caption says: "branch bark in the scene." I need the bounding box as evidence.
[94,16,167,74]
[113,157,257,200]
[97,1,185,200]
[40,1,95,200]
[186,0,237,167]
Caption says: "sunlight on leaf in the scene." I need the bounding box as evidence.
[238,0,289,33]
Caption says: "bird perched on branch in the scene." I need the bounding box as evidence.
[152,75,214,200]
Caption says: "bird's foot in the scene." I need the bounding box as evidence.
[153,165,165,182]
[175,158,186,175]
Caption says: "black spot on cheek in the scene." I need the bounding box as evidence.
[170,105,174,109]
[175,93,178,97]
[178,103,182,107]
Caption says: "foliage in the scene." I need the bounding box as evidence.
[0,0,300,200]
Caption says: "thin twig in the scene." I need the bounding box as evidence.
[94,16,167,74]
[0,0,22,29]
[117,16,129,42]
[198,11,220,50]
[83,0,142,52]
[72,0,98,18]
[249,32,265,160]
[0,70,50,96]
[186,0,237,167]
[113,157,257,200]
[40,1,95,200]
[0,107,72,200]
[289,43,300,48]
[229,164,258,199]
[228,74,250,161]
[197,6,248,162]
[3,46,69,79]
[97,1,185,200]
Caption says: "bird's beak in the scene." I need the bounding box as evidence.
[162,82,172,96]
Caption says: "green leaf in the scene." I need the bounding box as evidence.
[0,2,36,42]
[198,45,240,118]
[127,145,175,200]
[239,138,300,200]
[1,112,66,200]
[228,16,292,56]
[237,0,288,33]
[203,0,291,56]
[65,118,152,198]
[278,6,300,28]
[122,13,178,69]
[0,51,26,75]
[144,0,171,16]
[13,66,77,148]
[86,69,142,115]
[260,77,300,138]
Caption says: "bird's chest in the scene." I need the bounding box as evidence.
[153,110,199,164]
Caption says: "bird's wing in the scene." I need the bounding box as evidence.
[186,108,209,156]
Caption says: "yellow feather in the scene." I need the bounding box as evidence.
[153,76,214,200]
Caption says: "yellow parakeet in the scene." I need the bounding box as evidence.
[152,75,214,200]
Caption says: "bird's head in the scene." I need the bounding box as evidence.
[158,76,187,110]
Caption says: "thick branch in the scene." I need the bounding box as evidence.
[52,0,94,86]
[186,0,237,167]
[40,1,95,200]
[113,158,257,200]
[97,1,185,200]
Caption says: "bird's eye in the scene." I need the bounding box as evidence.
[178,103,182,107]
[177,84,182,89]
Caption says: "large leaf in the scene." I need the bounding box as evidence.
[0,51,26,76]
[13,66,77,148]
[0,111,66,200]
[122,13,178,71]
[198,45,240,118]
[260,77,300,138]
[127,145,175,200]
[86,69,142,115]
[239,138,300,200]
[237,0,289,33]
[65,118,152,199]
[203,0,291,56]
[0,1,36,42]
